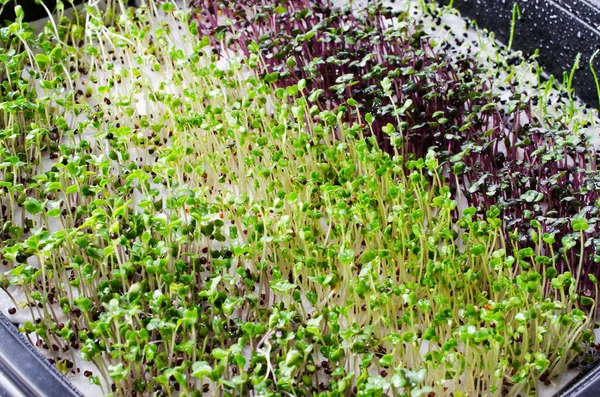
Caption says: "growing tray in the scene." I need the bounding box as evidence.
[0,313,82,397]
[562,359,600,397]
[0,0,599,396]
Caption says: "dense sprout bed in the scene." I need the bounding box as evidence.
[194,0,600,297]
[0,0,598,396]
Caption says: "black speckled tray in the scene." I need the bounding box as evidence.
[438,0,600,108]
[0,314,82,397]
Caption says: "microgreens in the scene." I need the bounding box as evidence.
[0,1,597,397]
[194,0,600,298]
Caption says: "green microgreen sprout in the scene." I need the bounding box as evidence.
[508,2,521,51]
